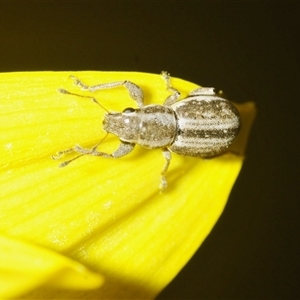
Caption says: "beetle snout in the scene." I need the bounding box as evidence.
[102,113,111,131]
[103,112,116,125]
[102,115,107,127]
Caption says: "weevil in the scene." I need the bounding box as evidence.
[52,72,240,190]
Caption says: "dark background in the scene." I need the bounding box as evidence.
[1,2,299,299]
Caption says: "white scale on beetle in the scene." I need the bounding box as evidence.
[52,72,240,190]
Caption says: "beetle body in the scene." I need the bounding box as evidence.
[104,89,240,158]
[53,72,240,190]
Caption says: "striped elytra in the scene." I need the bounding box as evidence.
[170,96,240,157]
[53,72,241,189]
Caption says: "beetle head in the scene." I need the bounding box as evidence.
[103,108,141,143]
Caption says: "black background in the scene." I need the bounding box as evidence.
[1,2,299,299]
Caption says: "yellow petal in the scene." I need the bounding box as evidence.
[0,234,104,299]
[0,71,255,298]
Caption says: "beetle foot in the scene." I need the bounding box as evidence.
[159,176,168,191]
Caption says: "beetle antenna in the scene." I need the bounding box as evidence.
[58,154,85,167]
[58,88,109,112]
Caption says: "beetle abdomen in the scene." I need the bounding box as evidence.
[170,97,240,157]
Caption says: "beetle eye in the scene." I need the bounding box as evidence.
[123,107,135,113]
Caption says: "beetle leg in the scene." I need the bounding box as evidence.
[51,147,78,160]
[74,142,135,158]
[53,142,135,167]
[160,148,172,190]
[188,87,215,96]
[161,71,181,106]
[69,75,144,108]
